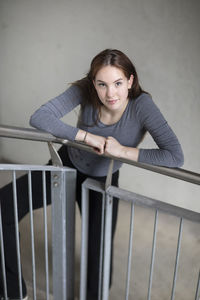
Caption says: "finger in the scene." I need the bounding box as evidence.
[100,143,105,154]
[107,136,114,140]
[104,143,109,154]
[93,147,102,155]
[95,144,105,155]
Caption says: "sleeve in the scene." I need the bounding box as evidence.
[136,95,184,168]
[29,85,82,141]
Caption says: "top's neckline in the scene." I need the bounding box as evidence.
[98,99,131,127]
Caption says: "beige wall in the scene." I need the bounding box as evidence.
[0,0,200,211]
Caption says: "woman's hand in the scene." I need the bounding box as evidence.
[104,136,124,157]
[75,130,106,154]
[76,131,139,160]
[105,136,139,161]
[85,132,106,155]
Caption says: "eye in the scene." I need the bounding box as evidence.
[115,81,122,87]
[98,83,106,88]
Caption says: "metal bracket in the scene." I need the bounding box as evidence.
[48,142,63,167]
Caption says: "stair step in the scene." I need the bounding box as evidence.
[26,281,53,300]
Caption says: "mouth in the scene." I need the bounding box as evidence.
[106,99,118,105]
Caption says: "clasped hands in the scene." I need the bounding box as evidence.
[76,130,139,161]
[85,132,123,157]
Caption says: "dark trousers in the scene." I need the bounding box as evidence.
[0,146,119,299]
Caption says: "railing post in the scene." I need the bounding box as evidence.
[51,167,76,300]
[102,194,113,300]
[80,185,89,300]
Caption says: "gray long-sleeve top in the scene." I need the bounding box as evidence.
[30,85,184,176]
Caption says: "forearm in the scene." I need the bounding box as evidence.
[138,147,184,168]
[30,85,82,141]
[118,146,139,162]
[30,111,79,141]
[105,137,139,161]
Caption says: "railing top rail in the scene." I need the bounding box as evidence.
[0,163,73,172]
[107,184,200,223]
[0,124,200,186]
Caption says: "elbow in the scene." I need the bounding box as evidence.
[174,156,184,168]
[29,113,40,129]
[29,115,34,127]
[29,114,36,128]
[172,149,184,168]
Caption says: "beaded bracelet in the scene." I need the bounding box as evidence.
[83,131,87,143]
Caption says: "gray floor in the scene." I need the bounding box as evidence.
[0,168,200,300]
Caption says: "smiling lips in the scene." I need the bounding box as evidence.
[107,99,118,105]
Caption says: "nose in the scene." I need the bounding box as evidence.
[106,85,115,98]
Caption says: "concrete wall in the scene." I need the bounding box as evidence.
[0,0,200,211]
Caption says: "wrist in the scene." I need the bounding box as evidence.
[119,146,127,158]
[120,146,139,161]
[75,129,87,142]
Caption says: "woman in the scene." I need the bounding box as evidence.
[0,49,184,300]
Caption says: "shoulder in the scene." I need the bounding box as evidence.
[64,84,83,98]
[43,84,84,113]
[54,84,84,107]
[134,92,154,109]
[134,93,160,115]
[48,85,83,103]
[132,93,163,126]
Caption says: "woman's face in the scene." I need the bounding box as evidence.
[93,65,133,112]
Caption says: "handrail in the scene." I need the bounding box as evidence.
[0,124,200,186]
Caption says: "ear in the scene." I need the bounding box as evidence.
[128,74,134,89]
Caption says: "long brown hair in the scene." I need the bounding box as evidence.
[72,49,148,123]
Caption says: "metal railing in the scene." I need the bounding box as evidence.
[80,178,200,299]
[1,124,200,185]
[0,164,76,300]
[0,124,200,300]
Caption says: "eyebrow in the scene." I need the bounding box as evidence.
[96,78,123,83]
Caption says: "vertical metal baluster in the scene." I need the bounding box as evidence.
[52,170,67,300]
[147,210,158,300]
[98,193,106,300]
[102,194,113,300]
[42,171,49,300]
[51,168,76,300]
[125,203,135,300]
[28,171,37,300]
[101,159,114,300]
[12,170,23,300]
[80,186,89,300]
[171,217,183,300]
[0,202,8,299]
[195,269,200,300]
